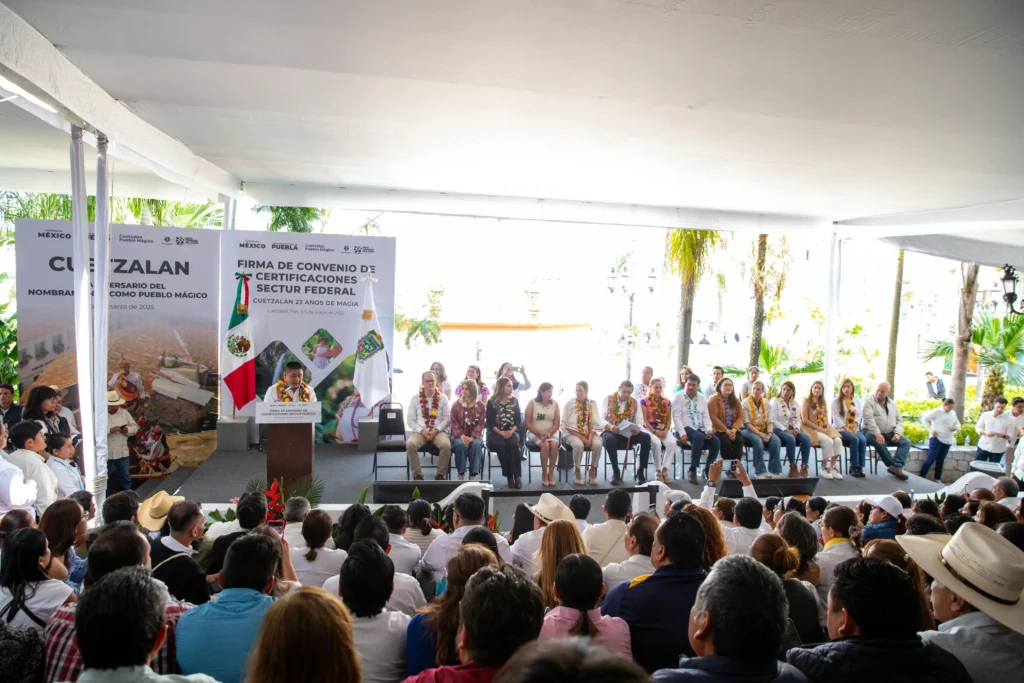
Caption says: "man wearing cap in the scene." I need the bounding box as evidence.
[603,512,658,590]
[512,493,576,577]
[862,495,905,542]
[106,389,139,496]
[903,524,1024,683]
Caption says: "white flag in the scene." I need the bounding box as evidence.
[353,277,392,409]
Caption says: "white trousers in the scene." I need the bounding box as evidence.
[648,432,675,470]
[818,434,844,464]
[564,434,603,469]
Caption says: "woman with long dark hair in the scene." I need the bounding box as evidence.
[832,378,868,478]
[707,377,745,462]
[38,499,89,592]
[750,534,824,646]
[776,511,820,585]
[332,503,371,551]
[405,499,444,555]
[454,365,490,403]
[23,385,62,437]
[0,510,34,550]
[487,377,523,489]
[290,509,347,588]
[539,553,631,656]
[0,528,75,633]
[816,505,862,603]
[405,544,499,675]
[864,538,937,630]
[505,503,536,546]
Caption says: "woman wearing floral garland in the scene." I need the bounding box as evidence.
[264,362,313,403]
[451,379,486,481]
[641,378,675,483]
[454,365,490,403]
[802,380,845,480]
[487,377,524,489]
[770,380,812,478]
[741,380,783,478]
[602,380,652,486]
[832,378,867,478]
[526,382,561,487]
[561,381,605,486]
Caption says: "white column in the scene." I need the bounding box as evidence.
[70,126,98,493]
[93,134,112,497]
[823,228,842,394]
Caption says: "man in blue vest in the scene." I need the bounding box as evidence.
[602,510,707,673]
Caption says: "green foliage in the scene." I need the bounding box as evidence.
[253,205,328,232]
[0,312,18,387]
[665,229,722,283]
[722,339,822,397]
[923,312,1024,386]
[897,398,942,421]
[955,422,978,446]
[207,508,236,524]
[356,486,369,505]
[245,474,326,508]
[400,287,445,350]
[901,423,929,446]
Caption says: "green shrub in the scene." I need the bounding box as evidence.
[902,423,930,446]
[955,422,978,446]
[898,398,942,422]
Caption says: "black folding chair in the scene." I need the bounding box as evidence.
[373,403,408,481]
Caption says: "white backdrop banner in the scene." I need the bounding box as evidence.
[14,219,221,471]
[219,231,396,442]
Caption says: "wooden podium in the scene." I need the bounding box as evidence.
[257,401,321,489]
[266,423,315,490]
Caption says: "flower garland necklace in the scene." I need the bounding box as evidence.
[575,399,590,436]
[748,396,766,429]
[609,394,636,425]
[646,395,670,430]
[780,399,798,427]
[844,397,858,429]
[420,387,441,429]
[276,380,311,402]
[812,398,829,428]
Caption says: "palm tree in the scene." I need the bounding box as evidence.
[724,338,822,397]
[749,234,768,368]
[886,250,905,391]
[665,229,721,370]
[923,312,1024,411]
[950,264,980,420]
[253,205,327,232]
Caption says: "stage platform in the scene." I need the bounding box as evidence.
[155,444,945,529]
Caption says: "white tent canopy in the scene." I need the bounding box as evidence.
[1,0,1023,232]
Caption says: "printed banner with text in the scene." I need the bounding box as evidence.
[219,231,396,442]
[14,218,220,476]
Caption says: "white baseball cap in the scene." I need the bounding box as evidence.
[869,495,903,519]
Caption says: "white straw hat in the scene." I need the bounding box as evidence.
[899,523,1024,635]
[526,493,576,524]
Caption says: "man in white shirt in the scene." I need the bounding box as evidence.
[106,390,139,496]
[381,504,422,575]
[1005,398,1024,471]
[263,361,313,403]
[976,397,1015,464]
[6,420,58,516]
[602,380,652,485]
[698,459,766,555]
[419,493,512,579]
[569,494,590,535]
[602,511,658,589]
[341,540,411,683]
[561,381,605,486]
[583,489,631,567]
[512,493,576,577]
[672,373,719,485]
[405,371,452,481]
[0,422,37,514]
[920,398,962,480]
[633,366,653,402]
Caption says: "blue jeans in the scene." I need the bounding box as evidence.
[684,427,721,473]
[921,437,951,479]
[871,432,909,468]
[453,437,485,476]
[741,429,782,475]
[840,430,868,469]
[776,429,811,466]
[975,448,1004,463]
[106,457,130,496]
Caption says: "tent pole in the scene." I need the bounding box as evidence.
[823,228,841,395]
[93,133,112,502]
[70,126,99,496]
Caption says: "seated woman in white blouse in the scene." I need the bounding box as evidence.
[0,527,74,634]
[289,509,348,588]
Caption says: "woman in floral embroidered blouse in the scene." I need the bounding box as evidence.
[802,380,845,480]
[641,378,675,483]
[831,378,867,478]
[451,380,487,481]
[454,365,490,403]
[487,377,523,489]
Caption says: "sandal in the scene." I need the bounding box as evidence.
[575,468,583,486]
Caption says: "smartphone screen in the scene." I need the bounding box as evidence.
[267,520,285,536]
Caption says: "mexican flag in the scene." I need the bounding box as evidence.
[223,272,256,410]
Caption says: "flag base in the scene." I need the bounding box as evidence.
[267,423,314,490]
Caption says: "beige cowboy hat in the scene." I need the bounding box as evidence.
[899,523,1024,635]
[137,491,186,531]
[106,390,125,407]
[526,493,576,524]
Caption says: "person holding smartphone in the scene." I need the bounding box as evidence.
[105,389,139,495]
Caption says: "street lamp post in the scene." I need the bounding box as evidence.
[608,266,656,379]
